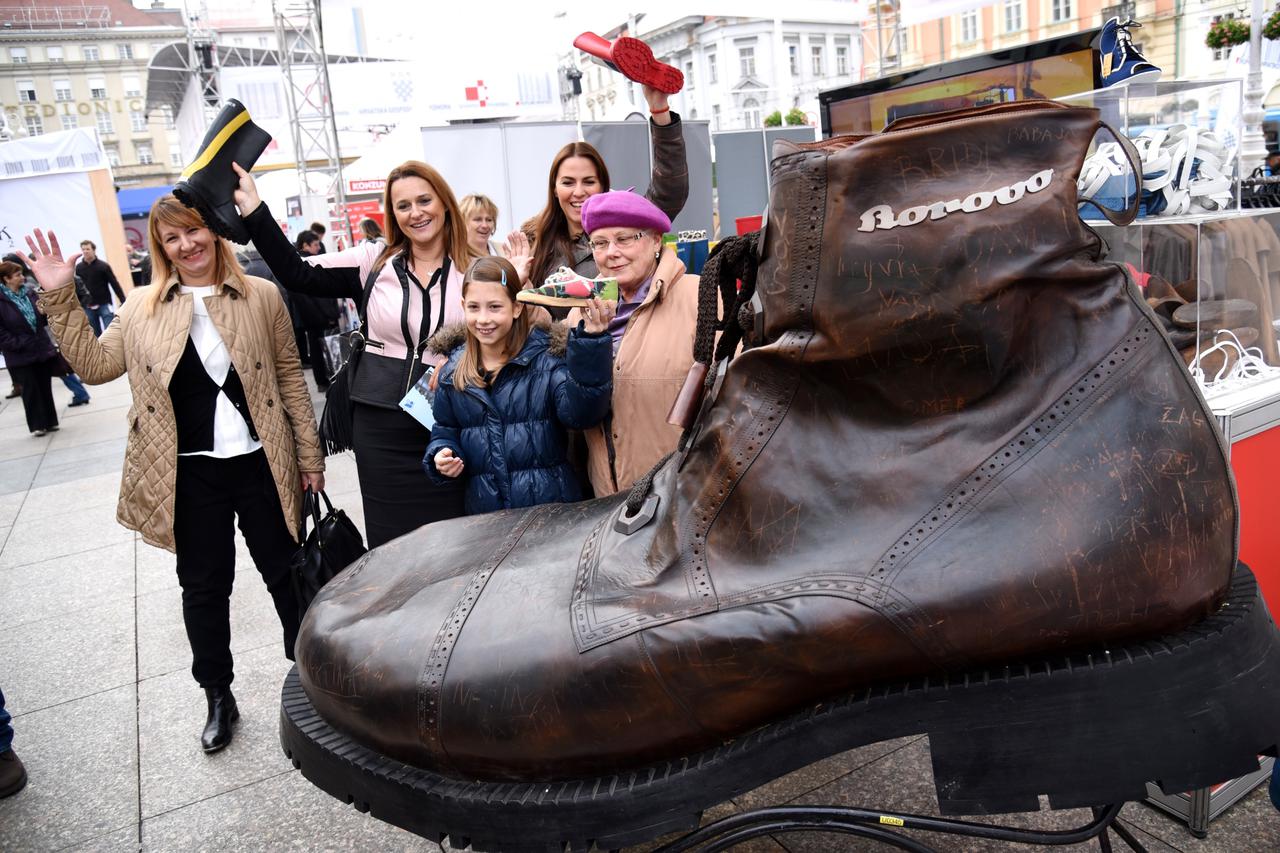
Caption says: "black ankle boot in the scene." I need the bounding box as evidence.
[173,99,271,244]
[201,686,239,753]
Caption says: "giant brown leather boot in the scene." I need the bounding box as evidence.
[280,101,1280,851]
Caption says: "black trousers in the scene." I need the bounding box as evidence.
[173,450,300,689]
[304,328,331,387]
[9,359,58,433]
[352,403,464,548]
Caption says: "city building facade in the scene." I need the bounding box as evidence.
[571,14,862,131]
[1,0,186,187]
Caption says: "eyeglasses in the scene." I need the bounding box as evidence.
[589,231,646,253]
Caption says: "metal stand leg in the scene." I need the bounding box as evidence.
[655,802,1151,853]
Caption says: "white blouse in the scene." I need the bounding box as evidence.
[177,285,262,459]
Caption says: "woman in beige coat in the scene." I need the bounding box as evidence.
[22,195,324,755]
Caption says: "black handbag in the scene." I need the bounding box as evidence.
[290,488,367,615]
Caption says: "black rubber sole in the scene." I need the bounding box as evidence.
[279,564,1280,852]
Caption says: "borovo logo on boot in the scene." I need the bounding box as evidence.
[857,169,1054,232]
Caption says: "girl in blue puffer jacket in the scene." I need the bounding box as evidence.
[424,257,613,514]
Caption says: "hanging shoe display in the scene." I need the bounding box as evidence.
[173,99,272,245]
[279,100,1280,852]
[1098,17,1162,88]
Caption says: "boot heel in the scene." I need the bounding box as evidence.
[927,564,1280,815]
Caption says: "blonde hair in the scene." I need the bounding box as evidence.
[142,194,244,316]
[459,193,498,221]
[376,161,474,274]
[453,256,531,391]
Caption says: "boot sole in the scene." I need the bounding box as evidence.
[610,37,684,95]
[279,563,1280,852]
[173,182,247,245]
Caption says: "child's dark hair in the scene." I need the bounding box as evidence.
[454,256,531,390]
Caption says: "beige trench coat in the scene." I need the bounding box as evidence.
[40,272,324,552]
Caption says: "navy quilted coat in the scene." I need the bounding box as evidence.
[424,324,612,514]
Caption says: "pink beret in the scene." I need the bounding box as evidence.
[581,190,671,235]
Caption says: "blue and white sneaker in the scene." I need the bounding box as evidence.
[1098,17,1161,88]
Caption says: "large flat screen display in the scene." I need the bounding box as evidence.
[821,32,1100,137]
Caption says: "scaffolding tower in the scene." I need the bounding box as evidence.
[183,0,221,118]
[272,0,351,242]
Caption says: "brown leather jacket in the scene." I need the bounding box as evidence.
[40,273,323,552]
[568,248,697,495]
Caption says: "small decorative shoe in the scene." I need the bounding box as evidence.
[1098,18,1161,88]
[516,267,619,308]
[68,397,90,407]
[573,32,684,94]
[0,749,27,798]
[200,686,239,753]
[173,99,272,244]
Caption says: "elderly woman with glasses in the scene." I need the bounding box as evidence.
[563,190,701,497]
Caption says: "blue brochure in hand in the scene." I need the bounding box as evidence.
[399,365,437,430]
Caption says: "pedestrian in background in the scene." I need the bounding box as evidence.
[236,160,473,547]
[293,230,342,391]
[0,260,63,435]
[74,240,126,336]
[0,686,25,798]
[460,194,500,257]
[23,197,324,755]
[308,221,327,253]
[359,218,384,245]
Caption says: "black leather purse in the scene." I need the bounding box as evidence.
[290,488,367,615]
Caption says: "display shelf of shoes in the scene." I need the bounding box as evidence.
[1062,79,1280,838]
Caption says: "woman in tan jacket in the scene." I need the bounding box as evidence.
[22,196,324,755]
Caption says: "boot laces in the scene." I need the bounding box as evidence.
[1115,19,1142,62]
[622,230,762,516]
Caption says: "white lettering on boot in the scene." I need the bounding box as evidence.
[857,169,1055,232]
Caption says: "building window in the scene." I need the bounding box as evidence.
[811,45,825,76]
[89,77,107,99]
[83,45,101,61]
[739,45,755,78]
[104,145,120,168]
[161,106,176,129]
[10,47,27,64]
[1050,0,1072,23]
[742,97,761,128]
[960,10,979,42]
[130,110,147,132]
[118,43,134,60]
[16,79,36,103]
[123,75,142,97]
[712,103,721,130]
[1003,1,1023,32]
[788,43,798,76]
[708,52,717,84]
[96,111,114,135]
[60,114,79,131]
[137,142,154,165]
[54,79,72,101]
[685,60,693,88]
[46,46,64,63]
[1211,14,1236,61]
[258,36,269,47]
[25,115,43,136]
[170,151,182,167]
[836,44,849,76]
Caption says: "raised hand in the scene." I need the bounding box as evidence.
[642,84,672,125]
[502,230,533,286]
[580,296,615,335]
[434,447,464,478]
[231,162,262,217]
[23,229,80,292]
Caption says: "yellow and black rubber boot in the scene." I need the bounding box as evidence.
[173,99,272,245]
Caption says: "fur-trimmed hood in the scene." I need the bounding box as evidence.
[427,318,569,359]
